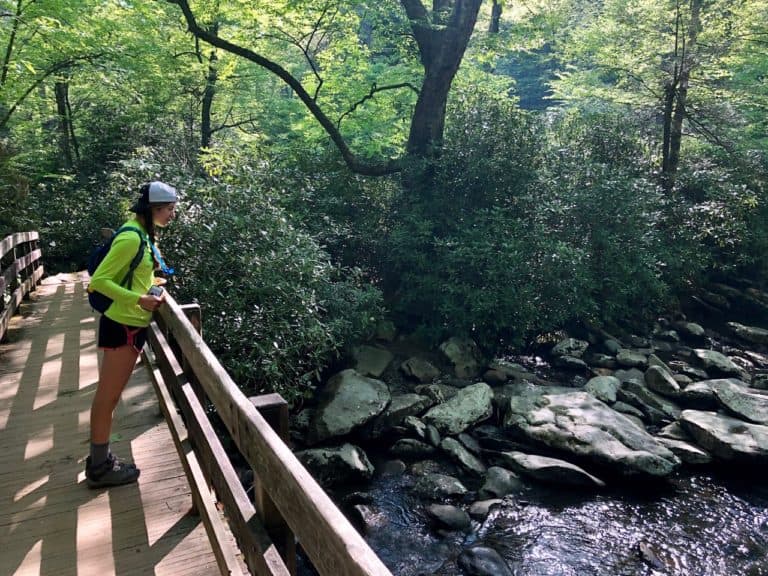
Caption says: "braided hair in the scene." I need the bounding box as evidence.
[135,183,159,268]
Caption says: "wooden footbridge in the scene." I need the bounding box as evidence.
[0,232,393,576]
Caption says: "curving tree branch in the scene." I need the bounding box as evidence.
[167,0,403,176]
[337,82,419,128]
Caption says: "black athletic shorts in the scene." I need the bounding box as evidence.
[98,314,148,353]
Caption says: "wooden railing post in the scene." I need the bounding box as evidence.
[250,394,296,575]
[11,242,19,294]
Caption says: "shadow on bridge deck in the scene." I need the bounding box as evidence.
[0,274,220,576]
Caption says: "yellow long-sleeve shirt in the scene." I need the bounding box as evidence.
[88,219,154,327]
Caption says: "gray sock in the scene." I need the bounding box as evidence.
[90,442,110,467]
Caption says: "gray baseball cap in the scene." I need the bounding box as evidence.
[131,181,178,212]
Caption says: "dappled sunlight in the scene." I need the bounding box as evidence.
[0,374,22,400]
[14,474,49,503]
[13,539,42,575]
[121,379,154,404]
[131,427,181,547]
[78,327,99,391]
[7,495,48,534]
[0,278,217,576]
[24,422,54,460]
[33,374,61,410]
[0,400,12,428]
[33,333,65,410]
[78,408,90,432]
[77,491,116,576]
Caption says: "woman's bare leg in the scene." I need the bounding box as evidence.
[90,345,139,444]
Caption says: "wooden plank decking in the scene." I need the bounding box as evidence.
[0,274,222,576]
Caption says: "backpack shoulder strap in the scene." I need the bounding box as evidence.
[114,227,148,289]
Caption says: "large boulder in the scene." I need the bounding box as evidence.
[367,393,432,438]
[415,383,459,404]
[616,349,648,369]
[477,466,523,499]
[308,369,390,444]
[619,380,681,423]
[400,357,441,383]
[492,381,574,416]
[468,499,503,521]
[656,437,712,465]
[586,353,618,369]
[389,439,436,458]
[553,355,588,370]
[458,547,514,576]
[353,345,394,378]
[678,378,748,410]
[296,444,374,487]
[551,337,589,358]
[672,321,706,339]
[743,350,768,369]
[412,473,468,499]
[494,451,605,488]
[487,359,539,384]
[647,354,673,374]
[503,391,680,477]
[614,368,646,385]
[425,504,471,532]
[440,437,486,476]
[711,380,768,424]
[644,365,681,397]
[423,382,493,435]
[692,349,749,381]
[727,322,768,345]
[680,410,768,464]
[668,361,709,381]
[585,375,621,404]
[439,337,483,379]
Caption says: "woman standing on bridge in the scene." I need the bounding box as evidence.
[86,181,178,488]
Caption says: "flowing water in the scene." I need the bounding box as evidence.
[294,318,768,575]
[346,468,768,576]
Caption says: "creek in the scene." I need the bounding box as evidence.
[334,465,768,576]
[299,365,768,575]
[291,305,768,575]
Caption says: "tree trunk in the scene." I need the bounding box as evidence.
[661,81,675,186]
[201,48,218,149]
[54,80,73,170]
[66,86,80,163]
[403,0,483,158]
[1,0,24,89]
[407,68,457,157]
[666,0,702,191]
[489,0,502,34]
[662,0,702,192]
[667,81,688,188]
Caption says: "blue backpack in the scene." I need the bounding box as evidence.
[87,226,147,313]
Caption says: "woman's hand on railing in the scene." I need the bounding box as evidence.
[138,293,165,312]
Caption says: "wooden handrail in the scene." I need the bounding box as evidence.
[149,292,392,576]
[0,231,44,341]
[145,320,290,576]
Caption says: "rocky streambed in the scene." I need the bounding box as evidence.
[288,284,768,576]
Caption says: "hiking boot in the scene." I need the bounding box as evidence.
[85,454,140,488]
